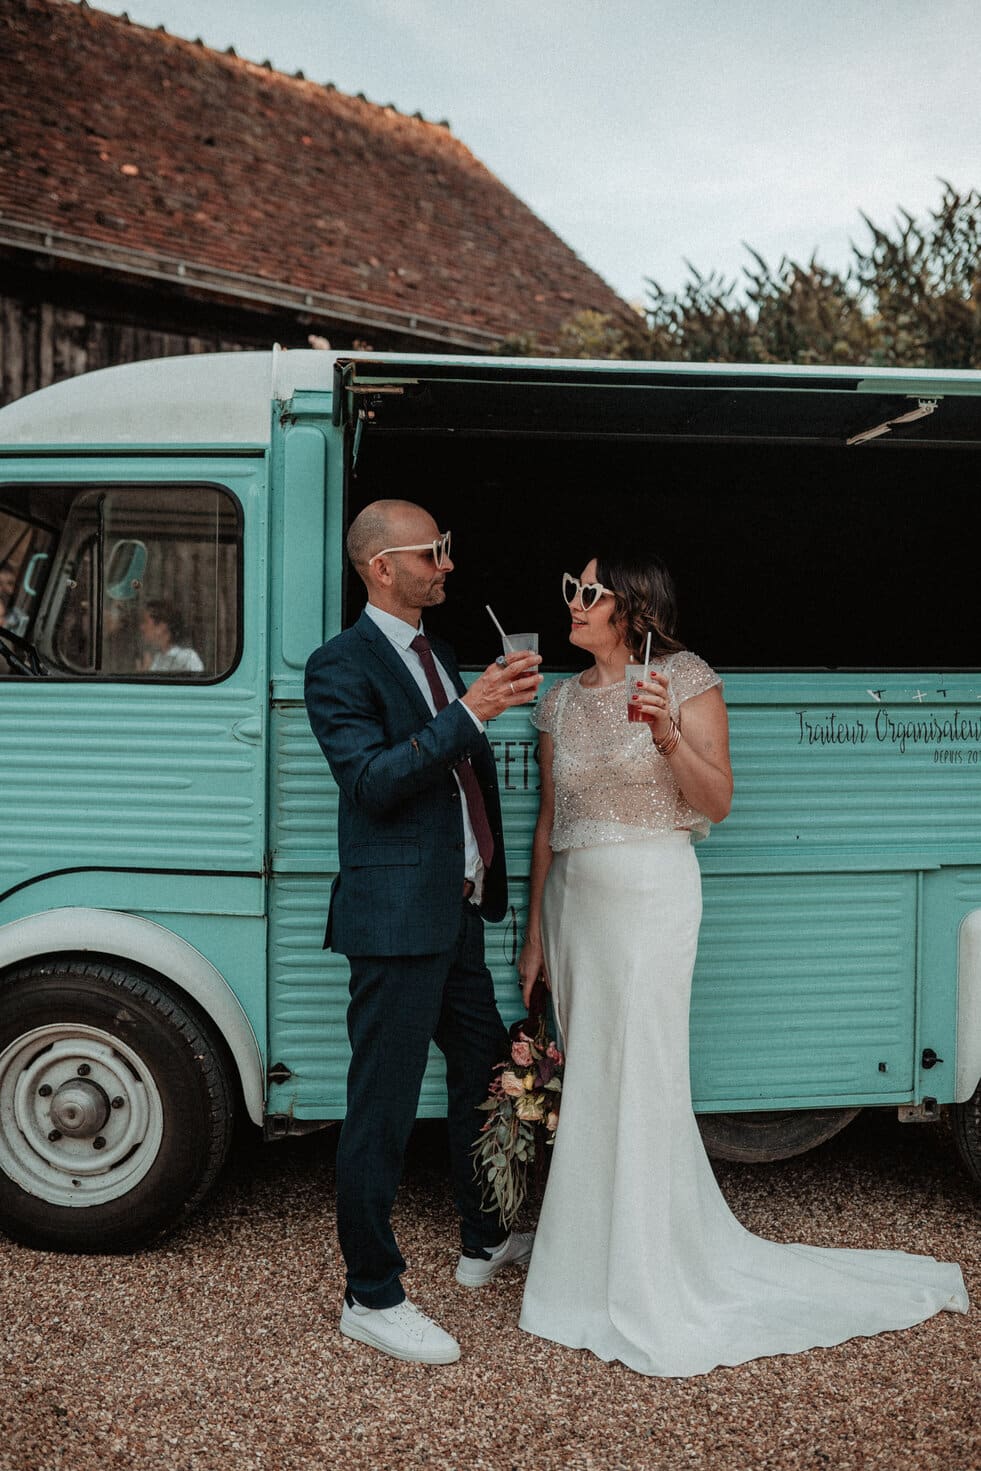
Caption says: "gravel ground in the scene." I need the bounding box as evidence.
[1,1109,977,1471]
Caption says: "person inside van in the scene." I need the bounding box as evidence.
[139,599,204,675]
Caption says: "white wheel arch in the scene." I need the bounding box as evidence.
[0,909,263,1124]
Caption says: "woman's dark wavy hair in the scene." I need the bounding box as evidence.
[594,550,684,660]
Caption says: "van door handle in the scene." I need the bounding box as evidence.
[231,716,262,745]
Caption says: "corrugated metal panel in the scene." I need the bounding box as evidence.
[486,710,542,858]
[269,703,340,871]
[269,699,542,874]
[269,676,975,1116]
[268,698,533,1112]
[267,876,529,1118]
[266,879,349,1114]
[271,674,981,875]
[0,685,264,892]
[268,864,917,1115]
[720,681,981,862]
[691,874,916,1106]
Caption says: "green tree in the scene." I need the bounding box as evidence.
[495,309,646,361]
[854,182,980,368]
[742,252,876,366]
[644,267,757,362]
[506,183,980,369]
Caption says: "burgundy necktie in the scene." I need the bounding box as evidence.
[410,634,494,868]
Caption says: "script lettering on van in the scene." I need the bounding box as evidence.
[796,709,981,759]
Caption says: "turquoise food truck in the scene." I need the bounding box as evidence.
[1,348,980,1251]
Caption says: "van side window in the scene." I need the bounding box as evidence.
[0,484,240,680]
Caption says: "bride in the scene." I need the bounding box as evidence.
[517,552,967,1377]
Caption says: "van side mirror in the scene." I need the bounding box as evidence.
[106,540,148,600]
[23,551,49,597]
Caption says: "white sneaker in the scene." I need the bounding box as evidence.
[339,1296,461,1364]
[455,1231,535,1288]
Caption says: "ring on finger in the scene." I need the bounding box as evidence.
[509,681,515,694]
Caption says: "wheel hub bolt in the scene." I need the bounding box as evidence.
[38,1084,53,1097]
[77,1064,91,1076]
[93,1137,107,1150]
[48,1129,62,1142]
[111,1097,125,1109]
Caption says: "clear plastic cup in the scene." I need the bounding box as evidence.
[625,660,653,723]
[503,632,539,655]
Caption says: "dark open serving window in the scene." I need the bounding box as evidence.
[337,359,981,672]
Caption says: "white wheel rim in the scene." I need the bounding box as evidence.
[0,1023,164,1208]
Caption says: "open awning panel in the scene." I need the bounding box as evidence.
[333,356,981,447]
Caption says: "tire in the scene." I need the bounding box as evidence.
[951,1081,981,1187]
[0,959,234,1252]
[697,1106,862,1164]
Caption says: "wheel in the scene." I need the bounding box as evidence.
[0,959,234,1251]
[951,1080,981,1187]
[697,1107,862,1164]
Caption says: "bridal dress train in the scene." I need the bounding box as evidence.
[518,666,968,1379]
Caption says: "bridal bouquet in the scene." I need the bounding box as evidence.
[472,982,563,1229]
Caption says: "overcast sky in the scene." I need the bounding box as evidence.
[88,0,981,307]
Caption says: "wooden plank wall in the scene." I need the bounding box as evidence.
[0,295,255,407]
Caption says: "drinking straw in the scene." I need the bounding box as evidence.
[486,604,514,653]
[643,629,652,678]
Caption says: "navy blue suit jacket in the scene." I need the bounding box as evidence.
[304,611,507,956]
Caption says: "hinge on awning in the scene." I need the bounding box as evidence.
[331,358,408,430]
[847,398,939,446]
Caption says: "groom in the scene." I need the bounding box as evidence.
[304,499,542,1364]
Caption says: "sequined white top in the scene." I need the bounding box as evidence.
[532,650,722,850]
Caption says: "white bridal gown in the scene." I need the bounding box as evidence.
[518,658,968,1378]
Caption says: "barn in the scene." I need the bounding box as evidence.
[0,0,633,403]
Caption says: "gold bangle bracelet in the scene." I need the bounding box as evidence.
[654,721,681,757]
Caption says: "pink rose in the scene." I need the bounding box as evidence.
[546,1109,560,1132]
[511,1041,533,1067]
[546,1042,563,1064]
[500,1070,525,1098]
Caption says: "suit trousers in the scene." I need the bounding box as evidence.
[336,900,510,1308]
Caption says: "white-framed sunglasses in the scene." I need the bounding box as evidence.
[368,530,452,568]
[562,571,617,611]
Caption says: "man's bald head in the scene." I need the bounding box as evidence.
[346,501,438,580]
